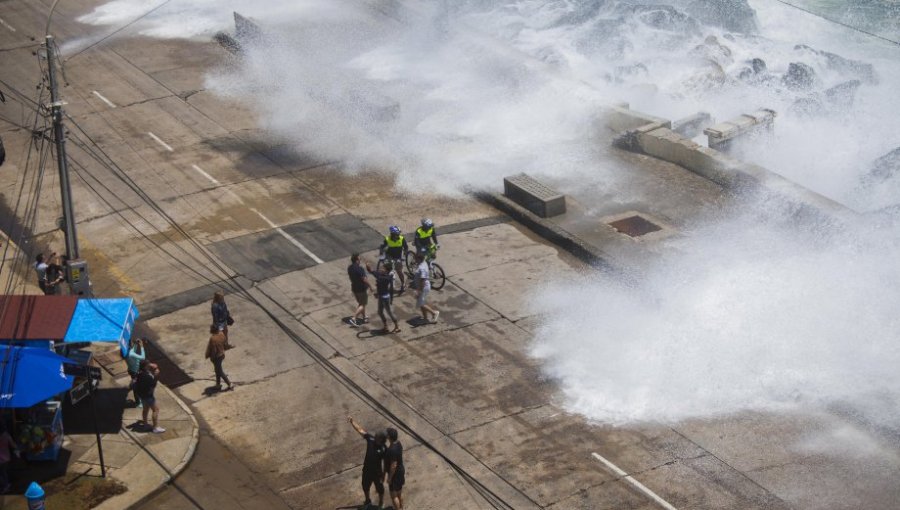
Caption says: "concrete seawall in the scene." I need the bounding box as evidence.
[608,106,857,227]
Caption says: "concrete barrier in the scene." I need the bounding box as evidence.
[704,109,775,151]
[605,105,856,225]
[503,174,566,218]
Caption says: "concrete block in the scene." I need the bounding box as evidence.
[603,105,672,132]
[503,174,566,218]
[704,108,775,151]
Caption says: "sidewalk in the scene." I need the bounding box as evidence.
[0,345,199,509]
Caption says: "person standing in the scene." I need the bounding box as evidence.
[211,291,232,340]
[44,254,65,295]
[365,260,400,334]
[33,253,50,295]
[205,324,233,391]
[348,416,387,510]
[134,360,165,433]
[347,253,372,327]
[125,337,147,408]
[384,427,405,510]
[0,422,19,493]
[413,253,439,324]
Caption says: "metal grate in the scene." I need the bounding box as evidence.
[608,215,662,237]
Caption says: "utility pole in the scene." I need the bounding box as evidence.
[45,35,92,296]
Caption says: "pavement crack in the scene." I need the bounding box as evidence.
[121,94,175,108]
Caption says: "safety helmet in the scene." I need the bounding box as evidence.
[421,218,433,229]
[389,225,401,235]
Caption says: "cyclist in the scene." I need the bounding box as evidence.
[413,218,439,263]
[379,226,409,291]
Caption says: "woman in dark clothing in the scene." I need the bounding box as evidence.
[205,324,233,390]
[211,291,231,340]
[365,260,400,334]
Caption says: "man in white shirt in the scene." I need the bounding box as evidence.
[34,253,49,295]
[413,252,440,324]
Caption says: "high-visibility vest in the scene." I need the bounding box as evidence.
[385,235,404,248]
[416,227,434,240]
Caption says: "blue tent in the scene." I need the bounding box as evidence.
[63,298,140,356]
[0,345,75,408]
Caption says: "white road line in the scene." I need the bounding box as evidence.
[592,452,678,510]
[191,164,221,185]
[249,208,324,264]
[0,18,16,32]
[147,132,174,152]
[92,90,116,108]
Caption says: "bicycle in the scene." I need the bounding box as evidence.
[405,247,446,290]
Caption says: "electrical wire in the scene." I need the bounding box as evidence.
[769,0,900,47]
[3,33,526,510]
[63,0,176,62]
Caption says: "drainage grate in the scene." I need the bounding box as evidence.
[608,215,662,237]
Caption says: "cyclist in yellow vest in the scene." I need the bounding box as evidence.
[379,226,409,291]
[413,218,439,261]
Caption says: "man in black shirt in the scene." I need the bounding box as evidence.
[384,427,405,510]
[348,416,387,510]
[347,254,373,327]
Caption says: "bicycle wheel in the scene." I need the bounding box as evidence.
[430,262,446,290]
[405,251,416,275]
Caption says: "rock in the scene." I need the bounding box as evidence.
[737,58,767,81]
[613,4,701,35]
[823,79,862,112]
[789,97,825,117]
[685,0,759,33]
[782,62,818,91]
[866,147,900,182]
[613,63,649,83]
[794,44,878,84]
[689,35,734,67]
[683,61,727,91]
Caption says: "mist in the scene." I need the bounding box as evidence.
[78,0,900,427]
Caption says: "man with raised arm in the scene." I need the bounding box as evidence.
[348,416,387,510]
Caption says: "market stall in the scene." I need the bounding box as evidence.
[0,295,140,461]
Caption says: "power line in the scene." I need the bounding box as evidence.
[769,0,900,47]
[63,0,175,62]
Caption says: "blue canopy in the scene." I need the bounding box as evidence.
[63,298,139,356]
[0,346,74,408]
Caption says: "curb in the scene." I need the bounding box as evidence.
[161,383,201,479]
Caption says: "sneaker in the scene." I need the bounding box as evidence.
[431,311,440,324]
[348,317,358,327]
[362,316,370,324]
[152,427,166,434]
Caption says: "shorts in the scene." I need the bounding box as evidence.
[354,291,368,306]
[416,287,430,308]
[389,470,405,492]
[139,395,156,408]
[362,471,384,495]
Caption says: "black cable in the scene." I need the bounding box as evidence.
[769,0,900,47]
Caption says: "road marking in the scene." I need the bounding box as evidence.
[148,132,174,152]
[250,208,324,264]
[191,164,221,185]
[92,90,116,108]
[0,18,16,32]
[191,164,322,263]
[592,452,677,510]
